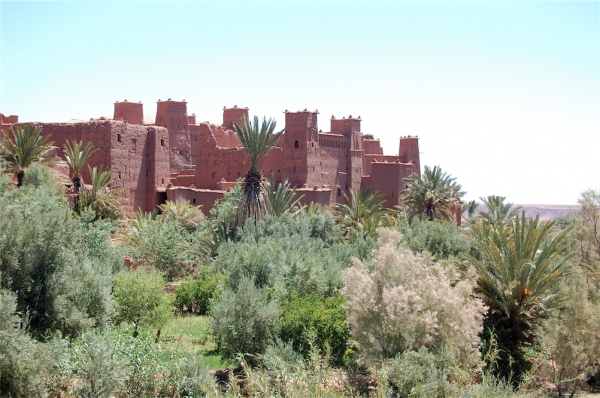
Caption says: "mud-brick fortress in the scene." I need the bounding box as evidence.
[0,100,421,215]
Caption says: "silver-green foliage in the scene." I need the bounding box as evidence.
[0,177,114,338]
[211,277,279,362]
[0,289,61,397]
[214,211,371,299]
[70,332,128,398]
[539,267,600,397]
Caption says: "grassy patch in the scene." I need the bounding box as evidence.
[159,315,234,370]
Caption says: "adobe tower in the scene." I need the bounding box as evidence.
[155,99,192,172]
[113,100,143,125]
[223,105,249,130]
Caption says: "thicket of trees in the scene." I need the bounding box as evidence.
[1,124,599,397]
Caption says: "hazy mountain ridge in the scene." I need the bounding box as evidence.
[476,204,579,220]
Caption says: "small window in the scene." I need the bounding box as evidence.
[161,178,164,184]
[160,139,164,147]
[117,134,121,143]
[294,140,299,149]
[212,172,217,178]
[338,188,341,197]
[193,198,196,204]
[179,150,182,155]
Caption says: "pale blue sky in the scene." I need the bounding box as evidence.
[1,1,598,204]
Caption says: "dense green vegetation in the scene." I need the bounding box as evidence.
[1,126,599,397]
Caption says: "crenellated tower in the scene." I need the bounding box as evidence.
[155,99,191,172]
[113,100,144,124]
[283,109,319,187]
[399,135,420,175]
[223,105,249,130]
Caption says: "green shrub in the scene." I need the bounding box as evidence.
[112,269,172,338]
[70,332,128,398]
[213,212,372,300]
[129,219,196,281]
[278,293,350,366]
[174,267,223,315]
[211,277,279,363]
[386,346,461,398]
[174,353,217,397]
[397,217,472,260]
[0,182,114,338]
[0,289,60,397]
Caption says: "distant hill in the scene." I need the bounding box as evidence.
[476,204,579,220]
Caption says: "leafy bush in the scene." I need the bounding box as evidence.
[278,293,350,366]
[211,277,279,363]
[174,267,223,315]
[539,267,600,397]
[397,217,472,260]
[112,269,172,338]
[344,228,485,365]
[70,332,128,398]
[213,211,374,300]
[0,182,114,338]
[386,347,461,398]
[174,353,218,397]
[0,289,61,397]
[128,219,197,281]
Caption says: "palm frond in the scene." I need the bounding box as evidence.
[158,200,204,230]
[0,124,59,186]
[233,115,284,170]
[401,165,465,221]
[265,173,304,217]
[63,140,98,190]
[234,116,283,226]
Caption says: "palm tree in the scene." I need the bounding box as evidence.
[77,165,124,220]
[63,140,98,192]
[117,208,159,247]
[158,200,204,231]
[333,187,391,240]
[0,124,57,187]
[479,195,522,226]
[265,173,304,217]
[461,200,480,219]
[233,115,284,226]
[401,165,465,221]
[461,213,572,382]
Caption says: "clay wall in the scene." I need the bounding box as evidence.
[368,161,411,209]
[155,99,191,172]
[212,125,243,148]
[144,126,171,211]
[113,101,143,124]
[32,120,169,214]
[362,154,402,177]
[170,173,195,187]
[295,187,331,208]
[330,116,361,136]
[166,186,225,216]
[399,136,420,175]
[0,113,19,134]
[282,110,318,187]
[187,114,197,125]
[364,139,383,155]
[223,106,249,130]
[316,133,347,203]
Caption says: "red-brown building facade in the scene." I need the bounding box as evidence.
[1,100,420,215]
